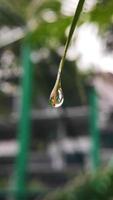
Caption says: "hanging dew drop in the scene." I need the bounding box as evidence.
[49,86,64,108]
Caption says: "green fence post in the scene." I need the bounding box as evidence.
[89,86,100,170]
[14,42,33,199]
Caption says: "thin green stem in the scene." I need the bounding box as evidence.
[56,0,86,85]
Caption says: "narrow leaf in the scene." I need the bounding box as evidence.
[50,0,86,107]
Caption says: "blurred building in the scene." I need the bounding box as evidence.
[0,69,113,190]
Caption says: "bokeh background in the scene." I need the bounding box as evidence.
[0,0,113,199]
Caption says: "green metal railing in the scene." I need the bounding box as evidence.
[89,86,100,170]
[14,42,33,200]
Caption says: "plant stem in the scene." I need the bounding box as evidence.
[56,0,86,84]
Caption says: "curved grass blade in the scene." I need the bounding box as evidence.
[50,0,86,107]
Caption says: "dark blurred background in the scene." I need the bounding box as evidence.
[0,0,113,200]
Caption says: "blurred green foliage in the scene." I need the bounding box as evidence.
[44,167,113,200]
[0,0,71,47]
[90,0,113,29]
[0,0,113,45]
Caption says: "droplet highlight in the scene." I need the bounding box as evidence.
[49,87,64,108]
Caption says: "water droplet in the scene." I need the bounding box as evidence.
[49,87,64,108]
